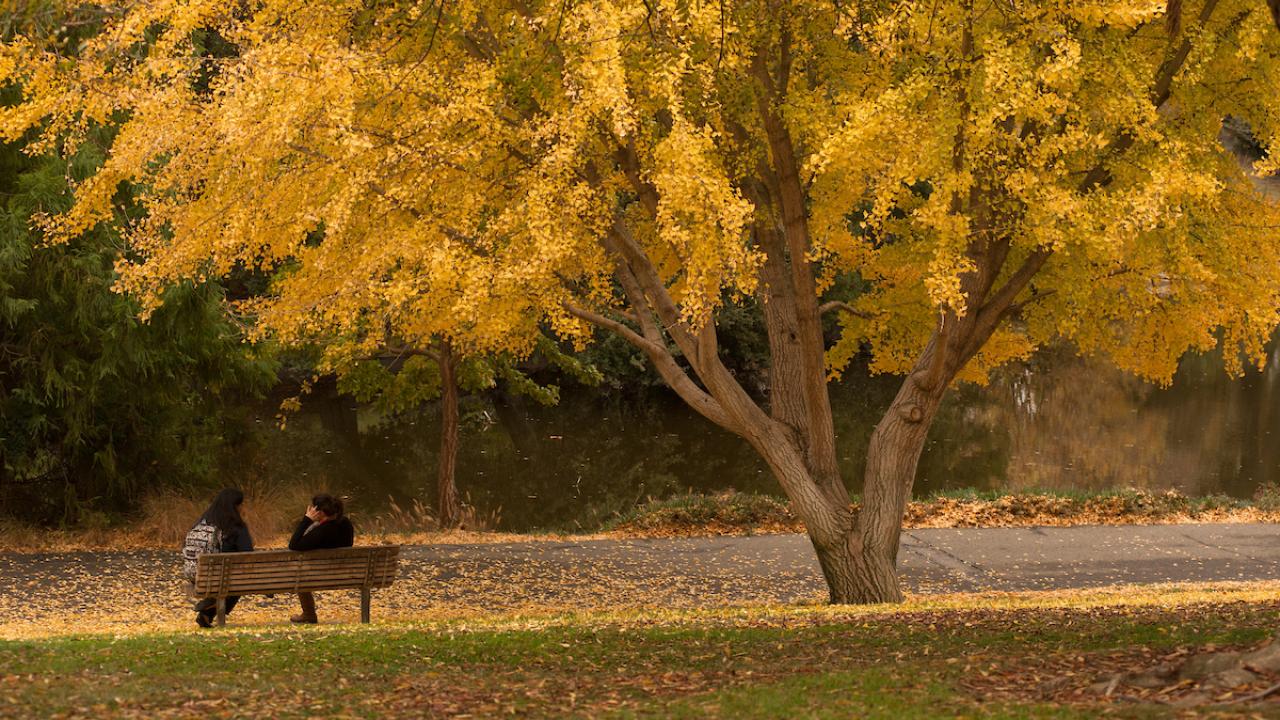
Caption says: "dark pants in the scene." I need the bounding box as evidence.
[195,596,240,619]
[297,591,317,619]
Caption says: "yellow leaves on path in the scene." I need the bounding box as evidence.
[3,540,1279,642]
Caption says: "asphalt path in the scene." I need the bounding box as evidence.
[406,523,1280,598]
[2,524,1279,634]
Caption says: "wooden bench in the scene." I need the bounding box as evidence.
[194,546,400,626]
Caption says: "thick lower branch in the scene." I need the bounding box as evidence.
[563,302,738,431]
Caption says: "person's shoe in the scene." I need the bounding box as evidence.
[290,614,318,624]
[196,612,213,629]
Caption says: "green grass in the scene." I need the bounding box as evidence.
[3,599,1279,718]
[644,669,1081,720]
[600,491,794,533]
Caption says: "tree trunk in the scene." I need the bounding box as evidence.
[436,338,462,529]
[812,530,904,604]
[757,437,908,604]
[743,422,891,604]
[855,371,947,596]
[760,367,945,605]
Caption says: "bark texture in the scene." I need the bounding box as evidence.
[436,338,462,529]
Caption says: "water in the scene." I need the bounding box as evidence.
[243,343,1280,531]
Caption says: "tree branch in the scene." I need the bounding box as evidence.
[819,300,874,320]
[562,301,655,352]
[605,218,705,368]
[563,302,738,430]
[378,345,442,362]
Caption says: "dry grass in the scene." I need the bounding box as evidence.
[361,495,503,536]
[131,478,317,547]
[0,481,552,553]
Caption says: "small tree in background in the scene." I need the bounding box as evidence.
[330,335,599,528]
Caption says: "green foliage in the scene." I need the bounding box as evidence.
[336,335,601,423]
[0,141,274,523]
[603,491,794,534]
[1253,482,1280,511]
[338,355,444,414]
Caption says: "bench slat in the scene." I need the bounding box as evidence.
[212,558,396,573]
[194,572,398,592]
[202,553,399,567]
[202,561,394,576]
[199,568,397,584]
[194,575,397,593]
[198,558,397,573]
[195,547,399,565]
[202,547,399,563]
[211,573,394,591]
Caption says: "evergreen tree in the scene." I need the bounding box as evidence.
[0,140,274,523]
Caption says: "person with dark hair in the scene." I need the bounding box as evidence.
[287,493,354,624]
[185,488,253,628]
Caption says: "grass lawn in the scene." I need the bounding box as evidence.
[3,587,1280,718]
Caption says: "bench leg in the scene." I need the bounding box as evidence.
[360,588,371,624]
[216,598,227,627]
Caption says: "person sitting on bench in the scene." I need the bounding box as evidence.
[188,488,254,628]
[287,494,355,624]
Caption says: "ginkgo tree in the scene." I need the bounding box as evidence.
[5,0,1280,603]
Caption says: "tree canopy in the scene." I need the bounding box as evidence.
[4,0,1278,376]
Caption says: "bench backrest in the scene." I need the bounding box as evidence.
[194,546,400,597]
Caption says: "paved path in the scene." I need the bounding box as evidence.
[408,523,1280,597]
[2,524,1278,635]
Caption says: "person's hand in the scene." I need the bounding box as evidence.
[305,505,321,522]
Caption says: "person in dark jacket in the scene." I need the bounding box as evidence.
[288,493,354,624]
[193,488,254,628]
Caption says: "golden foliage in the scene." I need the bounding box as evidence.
[3,0,1280,383]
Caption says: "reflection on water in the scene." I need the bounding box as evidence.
[244,343,1280,531]
[985,343,1280,499]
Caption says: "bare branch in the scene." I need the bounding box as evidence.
[911,314,952,393]
[563,302,738,431]
[982,248,1052,319]
[717,0,726,66]
[379,345,442,362]
[562,302,657,352]
[819,300,874,319]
